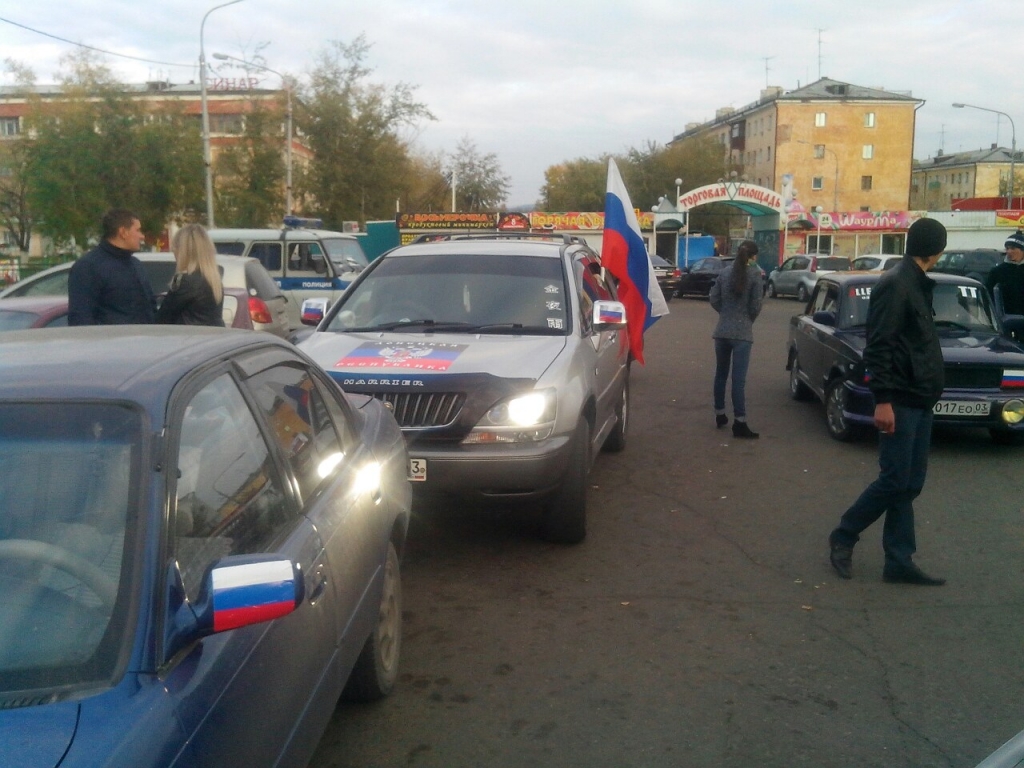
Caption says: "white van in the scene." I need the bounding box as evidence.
[208,221,369,329]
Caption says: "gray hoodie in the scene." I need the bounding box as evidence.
[709,263,763,342]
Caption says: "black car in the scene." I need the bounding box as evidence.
[650,254,681,301]
[675,257,766,298]
[786,272,1024,443]
[932,248,1004,283]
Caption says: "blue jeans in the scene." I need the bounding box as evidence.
[830,404,933,571]
[713,338,752,419]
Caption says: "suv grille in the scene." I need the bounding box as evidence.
[371,391,464,428]
[944,365,1002,389]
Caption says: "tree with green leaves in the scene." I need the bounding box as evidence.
[215,101,285,227]
[299,36,434,226]
[447,137,510,211]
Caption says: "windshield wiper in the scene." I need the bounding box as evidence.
[345,318,439,332]
[452,323,563,334]
[935,320,975,332]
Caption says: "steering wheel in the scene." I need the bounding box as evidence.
[0,539,118,611]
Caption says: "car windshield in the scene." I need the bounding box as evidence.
[853,257,880,270]
[0,402,141,702]
[322,238,369,269]
[817,257,851,271]
[0,310,38,331]
[841,282,998,332]
[326,252,569,335]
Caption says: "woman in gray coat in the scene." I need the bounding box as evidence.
[709,240,764,438]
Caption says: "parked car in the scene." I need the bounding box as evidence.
[767,254,851,302]
[850,254,902,272]
[932,248,1003,283]
[0,327,411,767]
[677,256,767,298]
[0,288,259,332]
[208,223,370,329]
[298,233,631,544]
[649,254,681,300]
[0,253,289,337]
[786,271,1024,443]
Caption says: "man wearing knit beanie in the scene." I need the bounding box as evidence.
[829,217,947,586]
[986,230,1024,318]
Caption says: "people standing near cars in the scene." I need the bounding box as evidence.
[828,217,948,586]
[68,209,156,325]
[709,240,763,438]
[986,230,1024,319]
[156,224,225,327]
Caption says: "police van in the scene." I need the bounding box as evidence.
[208,217,369,329]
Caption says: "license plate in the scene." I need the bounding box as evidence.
[408,458,427,482]
[933,400,991,417]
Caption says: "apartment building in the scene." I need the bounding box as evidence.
[911,147,1021,210]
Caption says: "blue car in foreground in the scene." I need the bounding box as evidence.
[0,327,410,767]
[786,272,1024,443]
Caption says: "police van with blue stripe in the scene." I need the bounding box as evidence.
[209,217,369,329]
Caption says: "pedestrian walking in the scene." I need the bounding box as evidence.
[68,209,156,325]
[709,240,763,438]
[828,217,948,586]
[155,224,225,327]
[986,230,1024,319]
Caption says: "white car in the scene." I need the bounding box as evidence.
[850,255,902,272]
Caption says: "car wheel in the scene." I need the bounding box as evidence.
[989,428,1024,446]
[797,283,809,303]
[542,420,589,544]
[788,354,814,401]
[767,281,777,298]
[343,541,402,702]
[825,379,861,442]
[602,371,629,453]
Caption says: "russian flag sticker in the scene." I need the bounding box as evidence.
[1002,369,1024,389]
[599,307,624,324]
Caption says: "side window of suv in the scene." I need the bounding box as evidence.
[250,242,283,272]
[286,242,329,278]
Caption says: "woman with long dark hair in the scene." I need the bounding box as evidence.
[156,224,225,327]
[709,240,764,438]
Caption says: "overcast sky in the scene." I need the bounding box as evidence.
[1,0,1017,206]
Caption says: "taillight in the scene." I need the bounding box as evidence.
[248,296,273,324]
[810,258,818,272]
[673,269,682,278]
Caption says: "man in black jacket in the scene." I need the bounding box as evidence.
[828,217,948,586]
[987,230,1024,319]
[68,209,156,325]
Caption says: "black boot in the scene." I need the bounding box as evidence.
[732,421,759,439]
[716,413,728,428]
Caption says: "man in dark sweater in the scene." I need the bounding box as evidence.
[987,230,1024,318]
[68,209,156,325]
[828,217,948,586]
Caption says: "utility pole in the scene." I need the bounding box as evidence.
[816,28,826,79]
[763,56,774,88]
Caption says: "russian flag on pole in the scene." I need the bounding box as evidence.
[602,158,669,365]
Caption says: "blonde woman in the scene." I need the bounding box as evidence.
[156,224,225,327]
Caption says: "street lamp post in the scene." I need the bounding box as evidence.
[213,53,293,215]
[674,177,690,267]
[651,204,659,256]
[953,102,1017,208]
[814,205,824,254]
[199,0,245,228]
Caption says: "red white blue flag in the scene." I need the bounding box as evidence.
[602,158,669,364]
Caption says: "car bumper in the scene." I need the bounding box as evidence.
[843,381,1024,431]
[405,433,574,500]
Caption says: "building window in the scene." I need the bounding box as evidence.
[808,234,832,253]
[862,145,874,159]
[209,114,244,134]
[864,112,876,128]
[815,112,826,127]
[812,176,824,190]
[860,206,871,212]
[861,175,873,190]
[0,117,19,137]
[814,144,825,159]
[767,146,771,161]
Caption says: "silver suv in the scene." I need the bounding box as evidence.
[767,254,851,302]
[297,234,630,544]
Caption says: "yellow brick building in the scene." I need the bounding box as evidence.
[911,148,1021,210]
[670,78,921,214]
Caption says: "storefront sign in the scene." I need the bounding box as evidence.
[996,210,1024,227]
[397,212,498,230]
[678,182,782,213]
[788,210,923,231]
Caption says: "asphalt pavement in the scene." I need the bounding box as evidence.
[311,295,1024,768]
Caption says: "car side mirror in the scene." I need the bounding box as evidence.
[812,310,837,327]
[301,298,328,326]
[593,300,628,331]
[164,555,303,660]
[1002,314,1024,338]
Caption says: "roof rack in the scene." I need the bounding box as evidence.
[409,232,588,245]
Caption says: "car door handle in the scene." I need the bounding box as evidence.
[308,565,328,603]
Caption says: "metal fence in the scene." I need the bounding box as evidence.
[0,254,78,288]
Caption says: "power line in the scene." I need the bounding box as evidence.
[0,15,194,68]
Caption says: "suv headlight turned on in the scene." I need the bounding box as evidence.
[298,233,631,544]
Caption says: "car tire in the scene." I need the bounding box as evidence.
[542,420,589,544]
[797,283,809,303]
[767,281,777,298]
[788,354,814,401]
[825,379,862,442]
[343,541,402,702]
[602,371,629,453]
[989,428,1024,446]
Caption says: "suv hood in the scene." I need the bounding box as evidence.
[300,331,568,380]
[0,701,79,768]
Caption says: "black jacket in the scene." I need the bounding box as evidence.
[986,260,1024,315]
[864,257,944,409]
[155,271,225,327]
[68,241,156,325]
